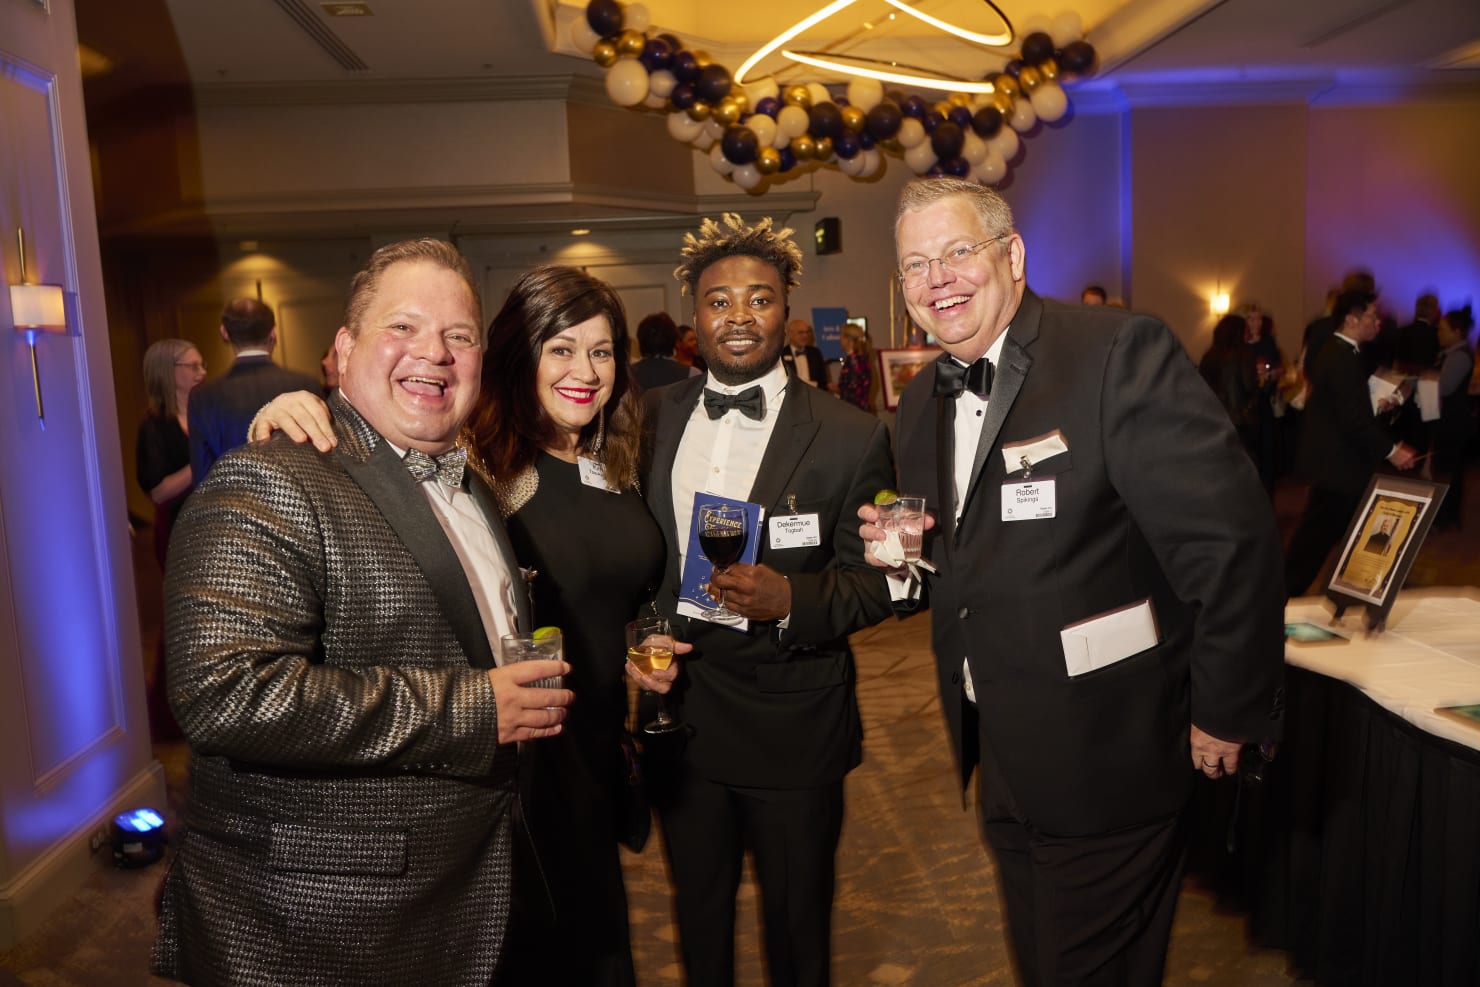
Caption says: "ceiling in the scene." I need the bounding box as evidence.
[74,0,1480,111]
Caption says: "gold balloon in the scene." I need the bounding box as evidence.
[813,136,834,161]
[992,91,1015,115]
[1018,65,1044,93]
[713,100,741,126]
[693,50,713,68]
[791,134,816,160]
[727,89,750,114]
[948,92,972,108]
[617,29,645,57]
[686,100,711,122]
[756,146,782,175]
[1039,60,1059,81]
[592,41,618,68]
[783,85,812,109]
[933,101,953,118]
[841,105,866,132]
[996,74,1020,97]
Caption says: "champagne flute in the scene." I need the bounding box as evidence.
[697,503,747,624]
[626,616,682,735]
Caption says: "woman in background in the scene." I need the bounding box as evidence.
[838,322,876,413]
[136,338,206,737]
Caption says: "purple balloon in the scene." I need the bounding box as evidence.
[921,112,942,134]
[971,106,1003,138]
[942,156,971,177]
[807,102,844,139]
[900,95,929,119]
[639,38,674,72]
[778,147,797,173]
[721,126,760,166]
[585,0,623,37]
[930,121,964,160]
[1059,40,1097,75]
[754,96,780,118]
[864,100,902,139]
[671,50,700,84]
[658,33,683,51]
[948,105,974,129]
[695,64,733,104]
[833,131,861,159]
[926,163,947,178]
[1004,58,1024,78]
[669,82,695,110]
[857,130,877,150]
[1021,31,1055,65]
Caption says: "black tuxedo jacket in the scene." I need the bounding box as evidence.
[895,291,1285,837]
[156,393,529,985]
[188,354,318,481]
[644,375,894,789]
[782,344,830,390]
[1295,335,1395,496]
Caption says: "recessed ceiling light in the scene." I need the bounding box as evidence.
[320,2,373,16]
[570,228,592,236]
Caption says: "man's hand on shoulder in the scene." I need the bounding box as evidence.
[487,662,572,744]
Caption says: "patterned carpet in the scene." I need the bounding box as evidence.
[5,466,1475,985]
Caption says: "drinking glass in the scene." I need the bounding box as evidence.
[697,503,747,624]
[626,616,682,735]
[500,629,564,690]
[879,495,926,563]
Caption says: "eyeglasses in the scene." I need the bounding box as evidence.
[176,361,207,372]
[897,233,1010,286]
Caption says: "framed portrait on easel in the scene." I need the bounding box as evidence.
[1326,474,1447,630]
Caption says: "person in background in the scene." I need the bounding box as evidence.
[837,322,876,413]
[187,297,317,481]
[135,337,207,739]
[632,310,698,391]
[674,322,707,375]
[783,318,831,390]
[1432,306,1475,530]
[1080,284,1107,305]
[862,177,1284,987]
[320,344,339,395]
[1241,303,1284,493]
[154,239,571,986]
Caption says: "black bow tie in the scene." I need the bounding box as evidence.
[403,446,467,488]
[704,385,765,420]
[933,355,993,398]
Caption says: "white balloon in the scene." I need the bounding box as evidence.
[1009,98,1037,132]
[859,148,883,177]
[709,142,735,175]
[605,60,649,107]
[704,118,726,141]
[1029,82,1068,123]
[667,110,706,142]
[977,150,1007,184]
[990,126,1019,160]
[1050,11,1083,47]
[845,77,884,112]
[838,151,866,177]
[732,163,763,190]
[569,15,601,54]
[692,130,715,151]
[904,141,938,174]
[806,83,832,108]
[777,104,810,139]
[648,68,677,99]
[622,2,652,33]
[962,131,988,165]
[744,113,778,149]
[897,117,927,148]
[643,91,667,109]
[742,76,780,106]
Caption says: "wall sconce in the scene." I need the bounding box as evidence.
[1210,287,1231,316]
[8,228,68,424]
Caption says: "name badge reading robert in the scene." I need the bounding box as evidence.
[769,513,821,549]
[578,456,619,493]
[1002,478,1056,520]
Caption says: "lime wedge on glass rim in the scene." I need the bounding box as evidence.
[873,489,899,506]
[532,626,561,642]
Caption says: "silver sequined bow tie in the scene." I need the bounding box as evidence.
[403,447,467,489]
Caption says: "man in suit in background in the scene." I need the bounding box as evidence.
[860,178,1286,986]
[783,317,831,390]
[188,297,317,480]
[631,310,697,391]
[1285,289,1419,596]
[154,239,572,986]
[644,213,894,987]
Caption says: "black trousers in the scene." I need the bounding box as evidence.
[1283,486,1361,597]
[657,765,845,987]
[979,756,1188,987]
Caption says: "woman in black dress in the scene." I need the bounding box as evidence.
[136,338,207,737]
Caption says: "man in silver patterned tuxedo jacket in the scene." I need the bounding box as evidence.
[152,239,572,987]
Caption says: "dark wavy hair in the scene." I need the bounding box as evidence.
[469,266,642,489]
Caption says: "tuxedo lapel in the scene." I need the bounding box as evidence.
[934,381,956,545]
[748,379,821,510]
[959,293,1040,523]
[338,436,498,671]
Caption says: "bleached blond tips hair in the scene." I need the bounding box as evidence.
[674,213,804,297]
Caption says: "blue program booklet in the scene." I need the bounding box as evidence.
[677,493,765,631]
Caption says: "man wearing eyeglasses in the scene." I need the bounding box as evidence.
[859,178,1285,986]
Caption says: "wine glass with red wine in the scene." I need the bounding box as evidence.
[697,503,747,625]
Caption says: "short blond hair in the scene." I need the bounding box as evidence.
[674,213,803,297]
[344,239,483,344]
[895,178,1015,248]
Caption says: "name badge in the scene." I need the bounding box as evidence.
[1002,478,1056,520]
[768,513,821,549]
[577,456,618,493]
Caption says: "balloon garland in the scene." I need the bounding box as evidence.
[571,0,1098,193]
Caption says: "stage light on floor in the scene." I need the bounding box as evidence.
[111,807,166,868]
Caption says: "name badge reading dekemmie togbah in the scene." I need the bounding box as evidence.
[769,513,821,549]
